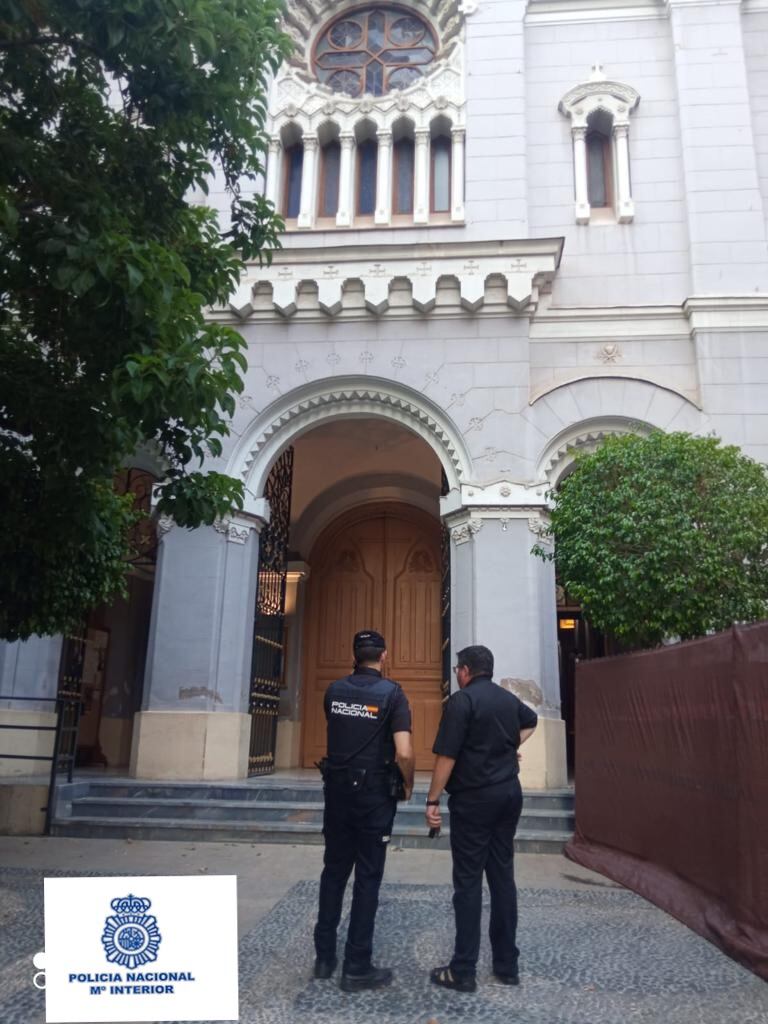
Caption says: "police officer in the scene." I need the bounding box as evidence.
[313,629,414,991]
[425,644,538,992]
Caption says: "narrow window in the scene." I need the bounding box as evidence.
[283,144,303,218]
[586,132,611,208]
[357,138,378,216]
[431,135,451,213]
[392,137,414,214]
[319,140,341,218]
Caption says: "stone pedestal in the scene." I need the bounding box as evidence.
[130,513,262,780]
[0,636,61,777]
[444,488,567,789]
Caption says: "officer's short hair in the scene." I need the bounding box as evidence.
[355,645,386,665]
[353,629,386,665]
[457,645,494,678]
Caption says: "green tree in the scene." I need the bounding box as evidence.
[536,431,768,649]
[0,0,291,639]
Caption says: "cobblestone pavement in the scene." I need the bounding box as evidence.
[0,860,765,1024]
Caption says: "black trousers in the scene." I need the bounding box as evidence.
[314,779,397,973]
[447,777,523,978]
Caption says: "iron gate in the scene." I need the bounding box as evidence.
[440,470,451,702]
[248,447,294,776]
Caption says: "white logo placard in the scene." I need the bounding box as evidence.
[43,875,238,1022]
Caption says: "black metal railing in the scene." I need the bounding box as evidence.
[0,694,82,834]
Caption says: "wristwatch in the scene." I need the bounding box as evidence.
[425,799,440,806]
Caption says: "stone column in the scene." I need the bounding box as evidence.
[572,127,590,224]
[613,124,634,223]
[129,510,265,780]
[413,128,430,224]
[446,506,566,789]
[297,136,318,230]
[0,636,62,777]
[336,133,354,228]
[374,131,393,225]
[275,561,310,769]
[668,0,767,291]
[450,127,466,222]
[264,136,281,209]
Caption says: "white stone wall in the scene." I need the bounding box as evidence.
[743,10,768,243]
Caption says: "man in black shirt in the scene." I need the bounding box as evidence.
[425,644,538,992]
[313,630,414,992]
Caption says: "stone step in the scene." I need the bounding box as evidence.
[51,815,571,854]
[59,780,575,811]
[68,796,574,833]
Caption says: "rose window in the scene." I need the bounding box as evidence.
[314,7,438,97]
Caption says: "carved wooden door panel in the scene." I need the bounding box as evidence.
[302,506,442,770]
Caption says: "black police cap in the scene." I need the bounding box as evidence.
[353,629,386,651]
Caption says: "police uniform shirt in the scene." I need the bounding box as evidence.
[432,675,538,793]
[324,667,412,766]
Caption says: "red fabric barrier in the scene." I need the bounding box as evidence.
[565,622,768,980]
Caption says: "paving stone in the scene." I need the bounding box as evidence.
[0,868,765,1024]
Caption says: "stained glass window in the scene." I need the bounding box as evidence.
[357,139,378,215]
[314,7,438,97]
[431,136,451,213]
[319,141,341,217]
[283,144,303,218]
[393,138,414,214]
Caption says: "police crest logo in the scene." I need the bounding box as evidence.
[43,875,239,1022]
[101,895,161,970]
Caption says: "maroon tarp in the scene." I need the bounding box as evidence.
[565,622,768,981]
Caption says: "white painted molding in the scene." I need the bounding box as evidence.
[529,372,701,408]
[526,0,665,24]
[229,238,564,319]
[229,376,473,496]
[559,65,640,224]
[441,480,549,517]
[536,416,654,485]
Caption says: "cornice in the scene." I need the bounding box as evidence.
[227,238,564,320]
[683,296,768,334]
[526,0,665,23]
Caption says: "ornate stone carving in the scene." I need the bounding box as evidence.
[409,549,434,573]
[156,514,175,537]
[597,343,622,364]
[233,239,563,319]
[451,520,483,545]
[528,517,552,545]
[236,378,472,493]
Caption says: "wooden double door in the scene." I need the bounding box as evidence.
[302,504,444,770]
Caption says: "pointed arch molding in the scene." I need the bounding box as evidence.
[282,1,477,81]
[229,377,472,497]
[532,378,709,484]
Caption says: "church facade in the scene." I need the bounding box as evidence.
[2,0,768,790]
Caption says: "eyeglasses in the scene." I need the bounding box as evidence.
[452,665,463,675]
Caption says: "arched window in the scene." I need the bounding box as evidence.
[357,137,378,216]
[313,7,438,97]
[318,139,341,218]
[282,143,303,219]
[586,110,613,209]
[431,135,451,213]
[393,136,414,215]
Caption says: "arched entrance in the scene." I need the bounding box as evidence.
[301,502,443,770]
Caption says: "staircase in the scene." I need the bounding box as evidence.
[52,777,574,853]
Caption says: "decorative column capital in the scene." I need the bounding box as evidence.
[303,136,319,152]
[572,125,587,142]
[451,127,466,142]
[267,136,281,153]
[613,124,629,140]
[415,128,431,144]
[339,132,355,149]
[376,130,393,148]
